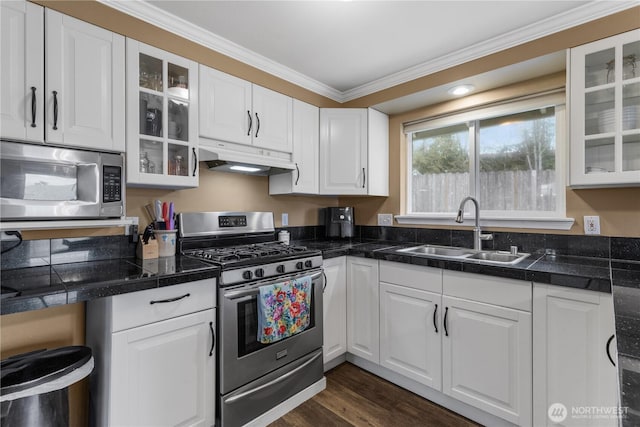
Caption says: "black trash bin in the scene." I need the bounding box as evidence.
[1,346,94,427]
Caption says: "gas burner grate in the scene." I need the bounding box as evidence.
[184,242,309,264]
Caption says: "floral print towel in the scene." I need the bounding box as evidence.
[257,276,312,344]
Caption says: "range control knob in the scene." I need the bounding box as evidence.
[304,260,313,268]
[295,261,304,270]
[255,268,264,278]
[276,265,285,273]
[242,270,253,280]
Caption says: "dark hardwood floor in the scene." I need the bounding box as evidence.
[269,363,482,427]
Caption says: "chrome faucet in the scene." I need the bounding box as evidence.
[455,196,493,251]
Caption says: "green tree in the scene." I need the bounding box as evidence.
[413,134,468,174]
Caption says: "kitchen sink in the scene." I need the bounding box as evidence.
[396,245,530,265]
[466,251,530,265]
[397,245,476,259]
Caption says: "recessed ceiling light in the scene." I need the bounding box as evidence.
[448,84,475,96]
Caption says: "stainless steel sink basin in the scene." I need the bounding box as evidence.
[466,251,530,265]
[397,245,476,259]
[396,245,530,265]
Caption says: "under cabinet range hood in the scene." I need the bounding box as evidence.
[199,139,295,176]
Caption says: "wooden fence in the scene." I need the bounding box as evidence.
[411,170,556,213]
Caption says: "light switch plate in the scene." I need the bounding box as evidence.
[378,214,393,226]
[281,213,288,227]
[584,216,600,235]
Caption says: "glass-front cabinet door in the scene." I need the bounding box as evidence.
[126,40,198,188]
[570,29,640,186]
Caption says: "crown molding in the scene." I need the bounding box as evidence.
[98,0,344,101]
[99,0,636,104]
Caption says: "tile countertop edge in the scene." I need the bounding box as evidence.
[1,265,219,316]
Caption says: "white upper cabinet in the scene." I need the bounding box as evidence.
[0,1,44,142]
[46,9,125,152]
[199,65,252,146]
[126,39,199,188]
[1,2,125,152]
[570,29,640,187]
[199,65,293,153]
[319,108,388,196]
[269,99,319,195]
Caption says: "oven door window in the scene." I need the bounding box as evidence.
[237,284,316,357]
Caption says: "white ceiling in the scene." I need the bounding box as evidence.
[103,1,636,112]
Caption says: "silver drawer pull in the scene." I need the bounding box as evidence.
[149,293,191,305]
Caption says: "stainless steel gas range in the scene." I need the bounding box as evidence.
[178,212,324,427]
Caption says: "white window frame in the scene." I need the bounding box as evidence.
[397,92,575,230]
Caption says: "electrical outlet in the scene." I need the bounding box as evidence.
[584,216,600,235]
[378,214,393,226]
[281,213,288,227]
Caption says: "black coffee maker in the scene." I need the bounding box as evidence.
[324,207,355,239]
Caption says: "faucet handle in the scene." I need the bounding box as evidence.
[480,233,493,241]
[510,245,518,255]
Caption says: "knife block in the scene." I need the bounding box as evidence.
[136,237,158,260]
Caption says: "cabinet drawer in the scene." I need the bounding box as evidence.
[379,261,442,293]
[111,279,216,332]
[443,270,531,312]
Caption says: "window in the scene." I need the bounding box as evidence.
[404,93,569,228]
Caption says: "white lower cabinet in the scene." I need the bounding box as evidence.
[442,271,532,427]
[380,282,442,390]
[379,261,443,390]
[322,256,347,365]
[533,283,618,427]
[442,295,532,426]
[86,279,216,427]
[347,256,380,364]
[376,263,532,426]
[111,309,215,427]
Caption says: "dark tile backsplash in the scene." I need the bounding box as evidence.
[1,227,639,271]
[611,237,640,261]
[51,236,125,265]
[415,228,452,246]
[544,234,610,259]
[1,239,50,270]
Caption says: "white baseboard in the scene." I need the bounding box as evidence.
[243,377,326,427]
[324,353,347,372]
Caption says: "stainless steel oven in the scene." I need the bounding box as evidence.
[219,267,324,427]
[178,211,325,427]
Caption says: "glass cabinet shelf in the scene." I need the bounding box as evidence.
[126,40,198,188]
[570,29,640,186]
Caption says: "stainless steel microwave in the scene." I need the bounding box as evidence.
[0,141,124,220]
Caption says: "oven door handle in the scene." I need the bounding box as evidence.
[223,350,322,404]
[224,270,323,300]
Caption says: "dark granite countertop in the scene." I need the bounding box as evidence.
[298,238,617,293]
[1,255,218,315]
